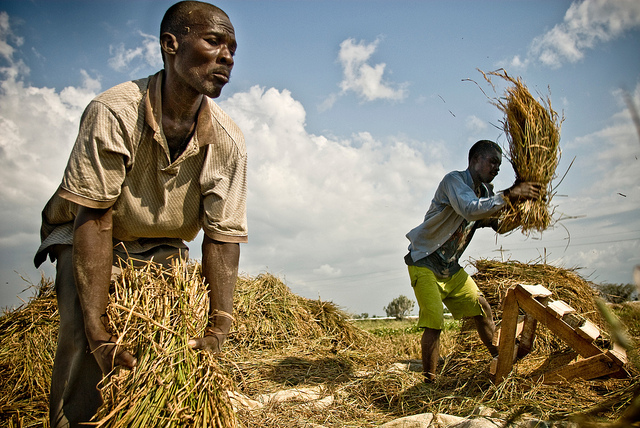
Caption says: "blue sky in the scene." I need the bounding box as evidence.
[1,0,639,315]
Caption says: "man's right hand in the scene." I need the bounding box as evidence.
[88,331,138,374]
[504,182,543,200]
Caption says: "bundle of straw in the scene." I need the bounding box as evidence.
[94,260,237,428]
[484,69,563,234]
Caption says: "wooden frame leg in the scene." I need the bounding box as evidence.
[493,288,519,383]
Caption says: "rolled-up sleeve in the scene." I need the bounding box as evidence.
[59,100,130,209]
[201,151,248,243]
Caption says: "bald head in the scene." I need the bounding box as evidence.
[160,1,233,64]
[161,1,230,37]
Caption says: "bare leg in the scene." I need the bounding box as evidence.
[421,328,441,381]
[473,296,498,357]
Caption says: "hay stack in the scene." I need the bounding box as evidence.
[0,276,56,426]
[232,273,365,351]
[95,260,237,428]
[0,263,638,427]
[470,259,607,353]
[472,259,601,319]
[484,69,563,235]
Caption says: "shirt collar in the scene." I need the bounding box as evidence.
[144,70,216,149]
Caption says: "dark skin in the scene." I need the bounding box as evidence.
[75,7,239,373]
[421,148,542,381]
[160,7,236,160]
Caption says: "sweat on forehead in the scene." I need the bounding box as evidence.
[160,1,231,37]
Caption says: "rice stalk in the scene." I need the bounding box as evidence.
[482,69,563,235]
[94,259,237,428]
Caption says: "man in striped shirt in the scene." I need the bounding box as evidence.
[34,2,246,426]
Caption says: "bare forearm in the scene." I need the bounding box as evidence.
[73,206,113,341]
[201,235,239,333]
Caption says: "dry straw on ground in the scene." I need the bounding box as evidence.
[1,260,638,427]
[481,69,563,235]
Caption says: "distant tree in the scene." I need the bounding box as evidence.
[384,295,415,320]
[596,283,637,303]
[360,312,369,319]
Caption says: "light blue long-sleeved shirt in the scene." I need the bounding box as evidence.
[406,169,506,264]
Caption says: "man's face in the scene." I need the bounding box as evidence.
[472,149,502,184]
[170,11,236,98]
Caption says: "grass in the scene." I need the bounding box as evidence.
[355,318,459,337]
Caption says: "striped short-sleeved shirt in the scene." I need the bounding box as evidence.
[35,71,247,267]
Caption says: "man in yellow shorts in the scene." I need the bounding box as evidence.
[404,140,541,382]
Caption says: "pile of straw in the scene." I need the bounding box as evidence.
[483,69,563,235]
[1,261,637,427]
[470,258,607,353]
[94,260,237,428]
[0,276,56,426]
[231,273,366,351]
[472,258,602,320]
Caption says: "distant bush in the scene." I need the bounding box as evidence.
[350,313,370,319]
[596,282,637,303]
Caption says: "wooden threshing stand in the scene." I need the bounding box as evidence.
[491,284,627,383]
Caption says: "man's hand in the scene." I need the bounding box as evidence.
[88,334,138,374]
[188,327,226,354]
[504,182,543,200]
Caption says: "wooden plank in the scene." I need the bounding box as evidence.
[494,288,520,383]
[608,343,628,366]
[517,284,552,299]
[542,353,619,384]
[562,312,584,329]
[517,313,537,359]
[489,357,498,375]
[492,315,525,347]
[547,300,576,318]
[576,320,600,342]
[514,287,603,358]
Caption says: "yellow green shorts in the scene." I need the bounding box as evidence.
[408,265,484,330]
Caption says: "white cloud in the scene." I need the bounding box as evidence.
[0,15,101,307]
[465,115,488,135]
[566,83,640,197]
[530,0,640,68]
[108,31,162,74]
[219,85,443,306]
[0,11,23,61]
[313,264,342,277]
[508,54,529,70]
[322,37,408,108]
